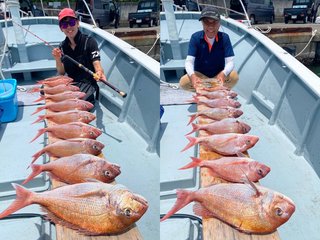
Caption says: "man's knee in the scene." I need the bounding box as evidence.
[224,70,239,89]
[179,74,195,91]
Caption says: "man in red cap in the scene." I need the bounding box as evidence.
[52,8,106,104]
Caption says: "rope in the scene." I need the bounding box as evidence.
[295,29,317,57]
[146,33,160,55]
[160,79,179,89]
[253,25,272,34]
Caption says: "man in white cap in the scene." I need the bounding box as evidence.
[52,8,106,104]
[180,6,239,91]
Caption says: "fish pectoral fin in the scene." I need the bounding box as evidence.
[193,202,215,218]
[236,152,247,158]
[241,172,262,197]
[214,136,238,149]
[72,189,106,198]
[83,178,104,183]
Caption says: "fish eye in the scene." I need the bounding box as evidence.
[275,207,283,216]
[245,140,251,145]
[124,208,132,217]
[89,131,94,136]
[257,169,264,176]
[104,171,110,177]
[93,145,99,150]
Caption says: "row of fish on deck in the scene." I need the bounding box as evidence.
[161,79,296,234]
[0,76,148,236]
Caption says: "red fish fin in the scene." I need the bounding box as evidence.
[72,189,106,198]
[193,203,215,218]
[240,169,262,197]
[192,95,199,103]
[0,184,33,218]
[28,87,41,93]
[181,136,198,152]
[179,157,202,170]
[236,152,247,158]
[22,164,43,184]
[160,189,193,222]
[33,95,45,103]
[187,114,197,126]
[185,123,200,136]
[32,115,46,124]
[30,148,46,165]
[31,106,46,116]
[30,128,47,143]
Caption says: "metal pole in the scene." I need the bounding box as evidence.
[6,0,31,80]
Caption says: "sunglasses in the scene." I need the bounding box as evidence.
[59,18,77,29]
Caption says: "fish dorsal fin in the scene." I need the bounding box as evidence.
[193,202,215,218]
[240,169,261,197]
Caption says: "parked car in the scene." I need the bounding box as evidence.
[229,0,274,24]
[173,0,201,11]
[0,0,46,19]
[128,0,159,28]
[75,0,120,28]
[283,0,313,24]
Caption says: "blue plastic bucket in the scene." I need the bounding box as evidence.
[0,79,18,123]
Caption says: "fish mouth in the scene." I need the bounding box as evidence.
[111,164,121,175]
[133,194,148,208]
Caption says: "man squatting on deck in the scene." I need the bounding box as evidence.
[180,6,239,91]
[52,8,107,104]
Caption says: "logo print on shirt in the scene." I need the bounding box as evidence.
[91,51,100,58]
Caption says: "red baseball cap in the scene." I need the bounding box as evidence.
[58,8,76,21]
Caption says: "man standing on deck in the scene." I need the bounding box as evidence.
[179,6,239,91]
[52,8,107,104]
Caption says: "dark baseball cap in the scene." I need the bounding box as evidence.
[199,6,221,21]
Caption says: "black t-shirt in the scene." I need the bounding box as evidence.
[60,30,100,83]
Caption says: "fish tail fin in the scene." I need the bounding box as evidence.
[30,128,47,143]
[192,95,199,103]
[187,114,197,126]
[31,149,45,165]
[33,95,45,103]
[181,136,198,152]
[0,184,33,219]
[31,106,46,116]
[160,189,193,222]
[28,87,41,93]
[185,123,199,135]
[23,164,42,185]
[32,115,45,124]
[179,157,202,170]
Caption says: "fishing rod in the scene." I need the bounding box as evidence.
[6,16,127,98]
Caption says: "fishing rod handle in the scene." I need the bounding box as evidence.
[100,79,127,98]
